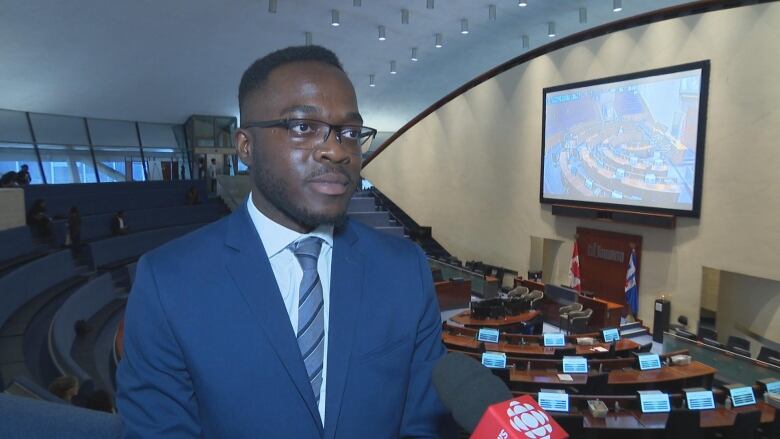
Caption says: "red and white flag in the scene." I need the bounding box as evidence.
[568,241,582,292]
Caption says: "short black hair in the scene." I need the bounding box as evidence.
[238,45,344,114]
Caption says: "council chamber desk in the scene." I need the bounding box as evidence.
[450,310,540,329]
[515,278,624,329]
[580,402,776,430]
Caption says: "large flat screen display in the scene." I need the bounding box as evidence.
[541,61,710,217]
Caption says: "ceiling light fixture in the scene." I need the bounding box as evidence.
[613,0,622,12]
[378,25,386,41]
[427,0,434,10]
[547,21,556,37]
[401,9,409,24]
[369,74,375,87]
[518,1,527,7]
[353,0,361,6]
[411,47,419,61]
[435,33,443,48]
[268,0,277,14]
[390,61,397,74]
[579,7,587,23]
[331,10,340,27]
[305,32,312,46]
[488,4,496,21]
[460,19,469,34]
[522,34,529,49]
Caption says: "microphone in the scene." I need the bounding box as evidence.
[433,353,569,439]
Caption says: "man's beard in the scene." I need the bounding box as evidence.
[252,161,352,230]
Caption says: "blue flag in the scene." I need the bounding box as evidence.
[625,249,639,315]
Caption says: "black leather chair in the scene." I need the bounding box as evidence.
[568,308,593,334]
[725,409,761,439]
[726,336,751,357]
[558,303,583,333]
[757,346,780,366]
[665,408,701,439]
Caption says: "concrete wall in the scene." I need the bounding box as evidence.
[363,3,780,341]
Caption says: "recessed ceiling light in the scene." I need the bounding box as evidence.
[547,21,556,37]
[331,10,340,27]
[579,7,587,23]
[488,4,496,21]
[427,0,434,9]
[369,74,375,87]
[518,1,528,7]
[268,0,277,14]
[401,9,409,25]
[613,0,622,12]
[390,61,397,74]
[378,25,386,41]
[410,47,419,62]
[435,33,443,48]
[353,0,361,6]
[305,32,312,46]
[460,19,469,35]
[522,34,529,49]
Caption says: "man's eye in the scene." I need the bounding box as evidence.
[341,127,361,139]
[289,121,315,135]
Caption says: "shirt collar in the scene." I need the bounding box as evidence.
[246,196,333,259]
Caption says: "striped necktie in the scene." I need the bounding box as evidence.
[291,237,325,403]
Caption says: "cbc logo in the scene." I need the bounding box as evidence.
[506,401,553,439]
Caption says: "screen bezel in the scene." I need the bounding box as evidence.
[601,328,620,343]
[540,60,711,217]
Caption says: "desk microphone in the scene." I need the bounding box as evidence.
[433,353,569,438]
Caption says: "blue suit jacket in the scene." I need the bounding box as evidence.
[116,204,454,438]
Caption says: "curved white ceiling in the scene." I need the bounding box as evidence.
[0,0,689,131]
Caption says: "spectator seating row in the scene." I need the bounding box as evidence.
[87,223,204,269]
[25,180,207,218]
[0,393,122,438]
[49,274,116,383]
[0,251,87,333]
[4,376,63,404]
[50,203,224,245]
[0,226,52,272]
[347,196,376,213]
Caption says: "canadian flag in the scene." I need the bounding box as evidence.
[568,241,582,293]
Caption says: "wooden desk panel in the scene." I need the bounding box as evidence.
[516,278,624,329]
[450,310,540,328]
[485,342,554,356]
[510,369,589,386]
[434,280,472,311]
[631,402,775,428]
[607,362,716,386]
[441,332,480,350]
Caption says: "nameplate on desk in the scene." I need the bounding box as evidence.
[764,380,780,394]
[477,328,500,344]
[684,388,715,410]
[638,391,671,413]
[728,386,756,407]
[538,391,569,412]
[562,356,588,374]
[637,353,661,370]
[543,333,566,347]
[601,328,620,343]
[481,352,507,369]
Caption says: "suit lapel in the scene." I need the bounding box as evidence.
[323,223,364,439]
[224,205,324,432]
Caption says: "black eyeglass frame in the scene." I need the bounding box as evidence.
[241,118,378,154]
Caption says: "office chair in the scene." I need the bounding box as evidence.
[664,409,702,439]
[553,414,584,438]
[757,347,780,366]
[526,290,544,309]
[697,325,717,341]
[568,308,593,334]
[507,286,529,299]
[726,335,751,357]
[725,409,761,439]
[558,303,583,333]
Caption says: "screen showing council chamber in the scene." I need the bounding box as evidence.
[541,62,709,216]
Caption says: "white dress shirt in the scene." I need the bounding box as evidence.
[246,196,333,425]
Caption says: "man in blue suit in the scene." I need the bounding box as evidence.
[117,46,454,438]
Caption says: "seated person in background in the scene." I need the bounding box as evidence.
[26,199,52,237]
[1,171,19,187]
[110,210,129,236]
[16,164,32,185]
[48,375,79,403]
[67,206,82,247]
[185,186,200,205]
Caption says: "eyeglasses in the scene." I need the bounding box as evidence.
[242,118,377,155]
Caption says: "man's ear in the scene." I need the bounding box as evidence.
[235,129,252,168]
